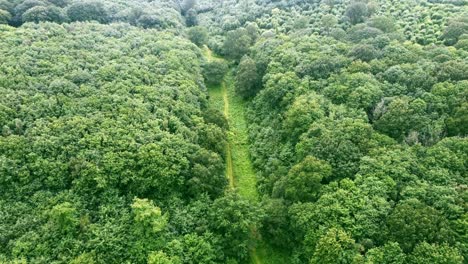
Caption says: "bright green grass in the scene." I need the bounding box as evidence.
[252,241,291,264]
[203,45,223,61]
[224,72,291,264]
[205,49,289,264]
[224,72,258,201]
[207,81,235,189]
[207,83,224,116]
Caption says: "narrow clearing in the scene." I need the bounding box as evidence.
[205,46,290,264]
[222,80,235,189]
[204,47,262,263]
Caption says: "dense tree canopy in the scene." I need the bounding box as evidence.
[0,22,259,263]
[0,0,186,29]
[0,0,467,263]
[231,1,468,262]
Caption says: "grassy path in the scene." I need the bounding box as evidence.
[204,47,235,189]
[204,46,256,198]
[223,71,258,201]
[204,46,289,263]
[223,81,235,189]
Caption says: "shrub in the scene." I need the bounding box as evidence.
[202,60,228,85]
[22,6,64,23]
[345,2,368,25]
[67,1,107,23]
[0,9,11,24]
[187,26,208,47]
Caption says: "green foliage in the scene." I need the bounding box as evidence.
[0,0,13,12]
[185,8,198,27]
[324,72,383,111]
[66,1,107,23]
[321,14,338,34]
[235,55,259,98]
[373,97,430,141]
[408,242,463,264]
[261,71,302,108]
[187,26,208,47]
[1,1,467,263]
[387,199,451,252]
[260,198,293,248]
[442,17,468,45]
[14,0,48,16]
[3,0,186,28]
[148,251,179,264]
[180,0,196,15]
[202,60,228,85]
[282,156,332,203]
[188,148,227,198]
[0,23,232,263]
[21,5,64,23]
[297,118,383,180]
[69,253,96,264]
[309,228,361,264]
[131,198,167,234]
[48,0,69,8]
[166,233,217,264]
[447,102,468,136]
[345,2,369,25]
[239,3,467,262]
[208,193,263,261]
[48,202,79,234]
[365,242,406,264]
[349,44,379,62]
[348,24,383,42]
[0,9,11,24]
[283,92,326,141]
[367,16,397,33]
[223,28,253,60]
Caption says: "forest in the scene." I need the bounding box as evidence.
[0,0,467,263]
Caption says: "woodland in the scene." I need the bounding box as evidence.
[0,0,467,263]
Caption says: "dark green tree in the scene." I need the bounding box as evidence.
[0,0,13,12]
[442,17,468,46]
[387,199,451,252]
[283,92,326,142]
[297,118,386,180]
[185,8,198,27]
[321,14,338,35]
[22,6,64,23]
[235,55,259,99]
[345,2,368,25]
[283,156,332,202]
[349,44,379,62]
[48,0,69,8]
[309,228,361,264]
[365,242,406,264]
[408,242,463,264]
[67,1,108,23]
[0,9,11,24]
[180,0,196,15]
[202,60,228,85]
[167,233,216,264]
[447,102,468,136]
[208,193,263,261]
[187,26,208,47]
[367,16,397,33]
[261,198,294,248]
[223,28,252,60]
